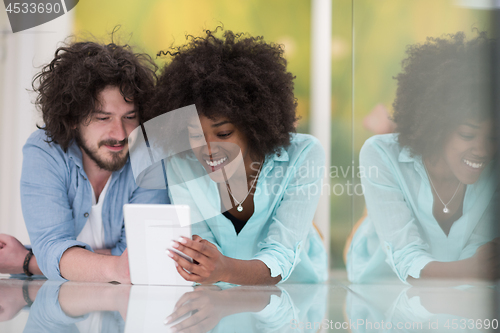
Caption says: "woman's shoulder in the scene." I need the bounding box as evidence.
[275,133,325,166]
[363,133,400,150]
[360,133,405,163]
[287,133,324,155]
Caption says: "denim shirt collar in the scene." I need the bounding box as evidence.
[67,140,84,169]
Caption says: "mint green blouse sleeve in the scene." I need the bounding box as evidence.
[253,137,325,282]
[359,137,435,283]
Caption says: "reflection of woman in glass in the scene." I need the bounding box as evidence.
[347,32,498,283]
[146,29,327,284]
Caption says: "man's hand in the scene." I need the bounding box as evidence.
[168,235,229,284]
[0,234,29,274]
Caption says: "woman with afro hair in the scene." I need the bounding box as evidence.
[347,31,498,284]
[142,29,328,285]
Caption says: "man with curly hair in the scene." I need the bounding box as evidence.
[0,41,168,282]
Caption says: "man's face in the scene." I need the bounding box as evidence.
[76,86,138,172]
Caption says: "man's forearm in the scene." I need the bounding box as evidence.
[26,250,109,277]
[94,249,112,255]
[223,258,281,285]
[59,247,129,283]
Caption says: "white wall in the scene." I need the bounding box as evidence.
[0,9,73,243]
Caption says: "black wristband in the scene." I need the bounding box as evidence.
[22,279,33,306]
[23,249,34,277]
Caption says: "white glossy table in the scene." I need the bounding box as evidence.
[0,272,497,332]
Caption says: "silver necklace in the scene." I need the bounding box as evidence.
[423,163,462,213]
[226,162,263,212]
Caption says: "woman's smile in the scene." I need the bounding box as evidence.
[189,115,255,183]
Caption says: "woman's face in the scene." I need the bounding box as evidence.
[442,119,495,184]
[188,115,254,183]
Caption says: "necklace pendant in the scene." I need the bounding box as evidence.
[237,205,243,212]
[443,207,449,213]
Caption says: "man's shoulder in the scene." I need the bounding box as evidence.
[25,129,64,151]
[23,129,76,166]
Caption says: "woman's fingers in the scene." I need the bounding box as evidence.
[178,237,217,256]
[173,259,202,282]
[170,242,210,266]
[168,250,211,279]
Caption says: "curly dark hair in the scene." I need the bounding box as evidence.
[393,31,493,157]
[147,28,297,159]
[32,41,157,151]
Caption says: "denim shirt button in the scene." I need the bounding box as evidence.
[84,212,89,218]
[82,176,87,180]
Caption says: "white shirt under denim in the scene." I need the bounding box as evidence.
[20,129,169,280]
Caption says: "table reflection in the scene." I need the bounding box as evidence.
[0,279,44,323]
[0,278,497,333]
[24,280,130,333]
[0,279,327,333]
[346,282,496,332]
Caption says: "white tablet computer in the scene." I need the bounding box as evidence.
[124,204,193,286]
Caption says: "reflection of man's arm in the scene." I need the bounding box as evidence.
[0,280,44,322]
[58,282,131,321]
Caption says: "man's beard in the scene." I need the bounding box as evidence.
[76,133,129,172]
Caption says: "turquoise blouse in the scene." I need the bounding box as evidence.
[166,133,328,283]
[347,134,497,284]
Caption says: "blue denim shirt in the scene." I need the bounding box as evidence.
[20,130,169,280]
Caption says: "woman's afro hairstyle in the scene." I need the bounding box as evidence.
[393,31,493,157]
[147,28,298,159]
[32,40,157,151]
